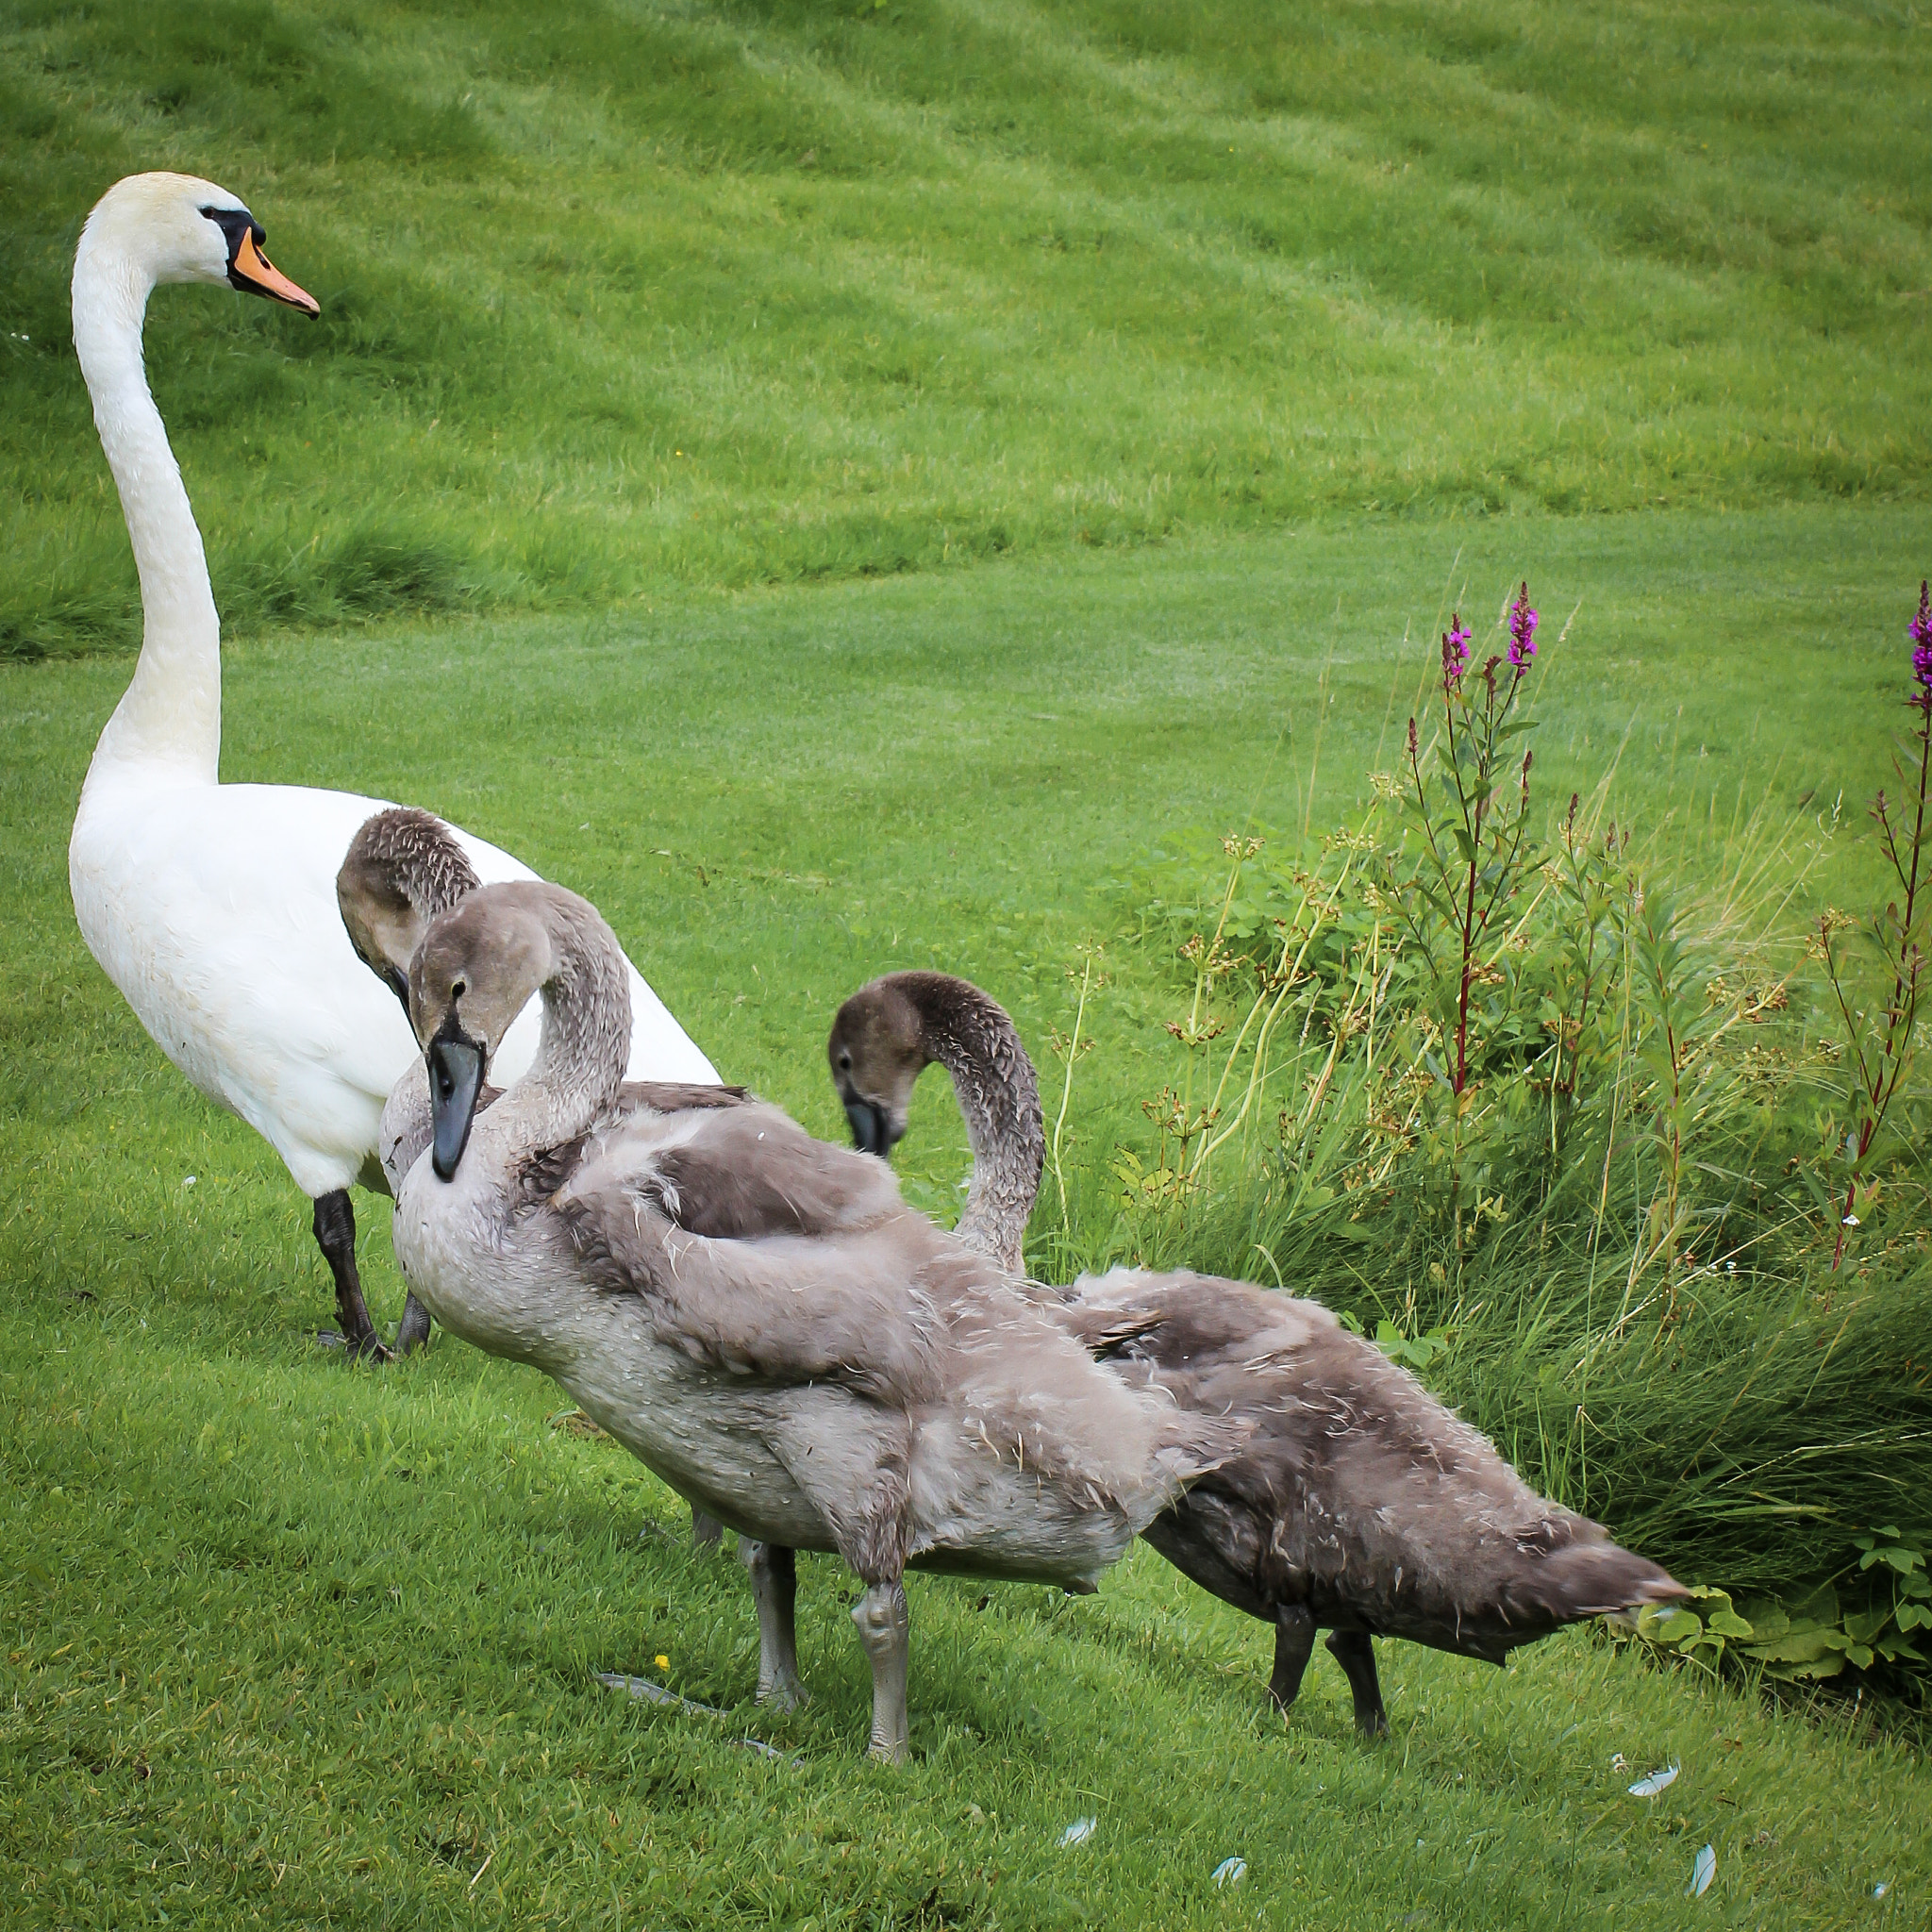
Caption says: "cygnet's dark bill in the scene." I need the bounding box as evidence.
[844,1095,894,1156]
[428,1024,486,1180]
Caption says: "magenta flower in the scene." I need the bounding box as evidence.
[1507,582,1538,674]
[1441,616,1472,689]
[1911,580,1932,695]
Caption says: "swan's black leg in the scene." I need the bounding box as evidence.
[393,1291,432,1355]
[312,1190,390,1361]
[1269,1604,1317,1714]
[1325,1628,1390,1739]
[691,1508,724,1548]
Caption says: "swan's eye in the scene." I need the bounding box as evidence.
[451,978,467,1001]
[837,1052,852,1071]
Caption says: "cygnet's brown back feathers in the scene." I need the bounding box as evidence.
[541,1097,1241,1514]
[572,1100,902,1246]
[1066,1268,1683,1661]
[508,1079,752,1205]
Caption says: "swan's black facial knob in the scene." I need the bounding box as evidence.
[428,1031,485,1180]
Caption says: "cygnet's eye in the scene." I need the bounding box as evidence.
[837,1051,852,1071]
[451,977,467,1001]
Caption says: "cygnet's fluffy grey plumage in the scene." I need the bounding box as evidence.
[388,883,1243,1760]
[827,970,1686,1735]
[337,808,733,1543]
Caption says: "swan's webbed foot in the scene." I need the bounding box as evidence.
[692,1509,724,1549]
[1268,1604,1316,1715]
[852,1579,909,1764]
[741,1540,808,1711]
[393,1291,432,1356]
[311,1190,390,1360]
[1325,1628,1390,1739]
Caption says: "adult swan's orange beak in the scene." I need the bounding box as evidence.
[229,225,320,317]
[203,204,322,318]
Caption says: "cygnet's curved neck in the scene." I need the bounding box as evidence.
[908,977,1043,1275]
[73,224,221,787]
[493,897,634,1154]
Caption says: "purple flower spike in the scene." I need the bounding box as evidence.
[1507,582,1539,674]
[1441,616,1472,689]
[1911,580,1932,695]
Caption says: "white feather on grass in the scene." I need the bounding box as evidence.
[1058,1818,1096,1848]
[1689,1844,1716,1897]
[1627,1761,1680,1797]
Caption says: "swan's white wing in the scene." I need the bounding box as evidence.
[71,782,718,1197]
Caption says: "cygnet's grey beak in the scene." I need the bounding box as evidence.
[428,1027,486,1181]
[844,1096,895,1157]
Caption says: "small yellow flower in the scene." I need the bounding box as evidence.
[655,1654,670,1671]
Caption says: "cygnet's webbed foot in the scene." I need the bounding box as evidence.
[1269,1604,1316,1715]
[741,1540,809,1711]
[1325,1628,1390,1739]
[393,1292,433,1356]
[692,1509,724,1549]
[853,1579,909,1764]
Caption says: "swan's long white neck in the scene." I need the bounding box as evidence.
[73,227,220,790]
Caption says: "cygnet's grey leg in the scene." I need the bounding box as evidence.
[393,1291,432,1355]
[1325,1627,1390,1739]
[1269,1604,1317,1714]
[311,1190,391,1361]
[851,1579,910,1764]
[741,1540,808,1710]
[692,1508,724,1548]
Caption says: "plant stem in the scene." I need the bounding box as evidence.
[1050,955,1093,1229]
[1831,696,1932,1270]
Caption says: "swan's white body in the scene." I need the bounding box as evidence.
[67,174,716,1205]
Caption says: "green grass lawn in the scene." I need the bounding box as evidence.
[4,0,1929,651]
[7,0,1932,1919]
[5,506,1931,1926]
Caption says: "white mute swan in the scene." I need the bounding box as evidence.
[829,971,1686,1735]
[391,882,1240,1760]
[66,173,718,1356]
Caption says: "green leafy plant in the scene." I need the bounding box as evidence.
[1047,578,1932,1708]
